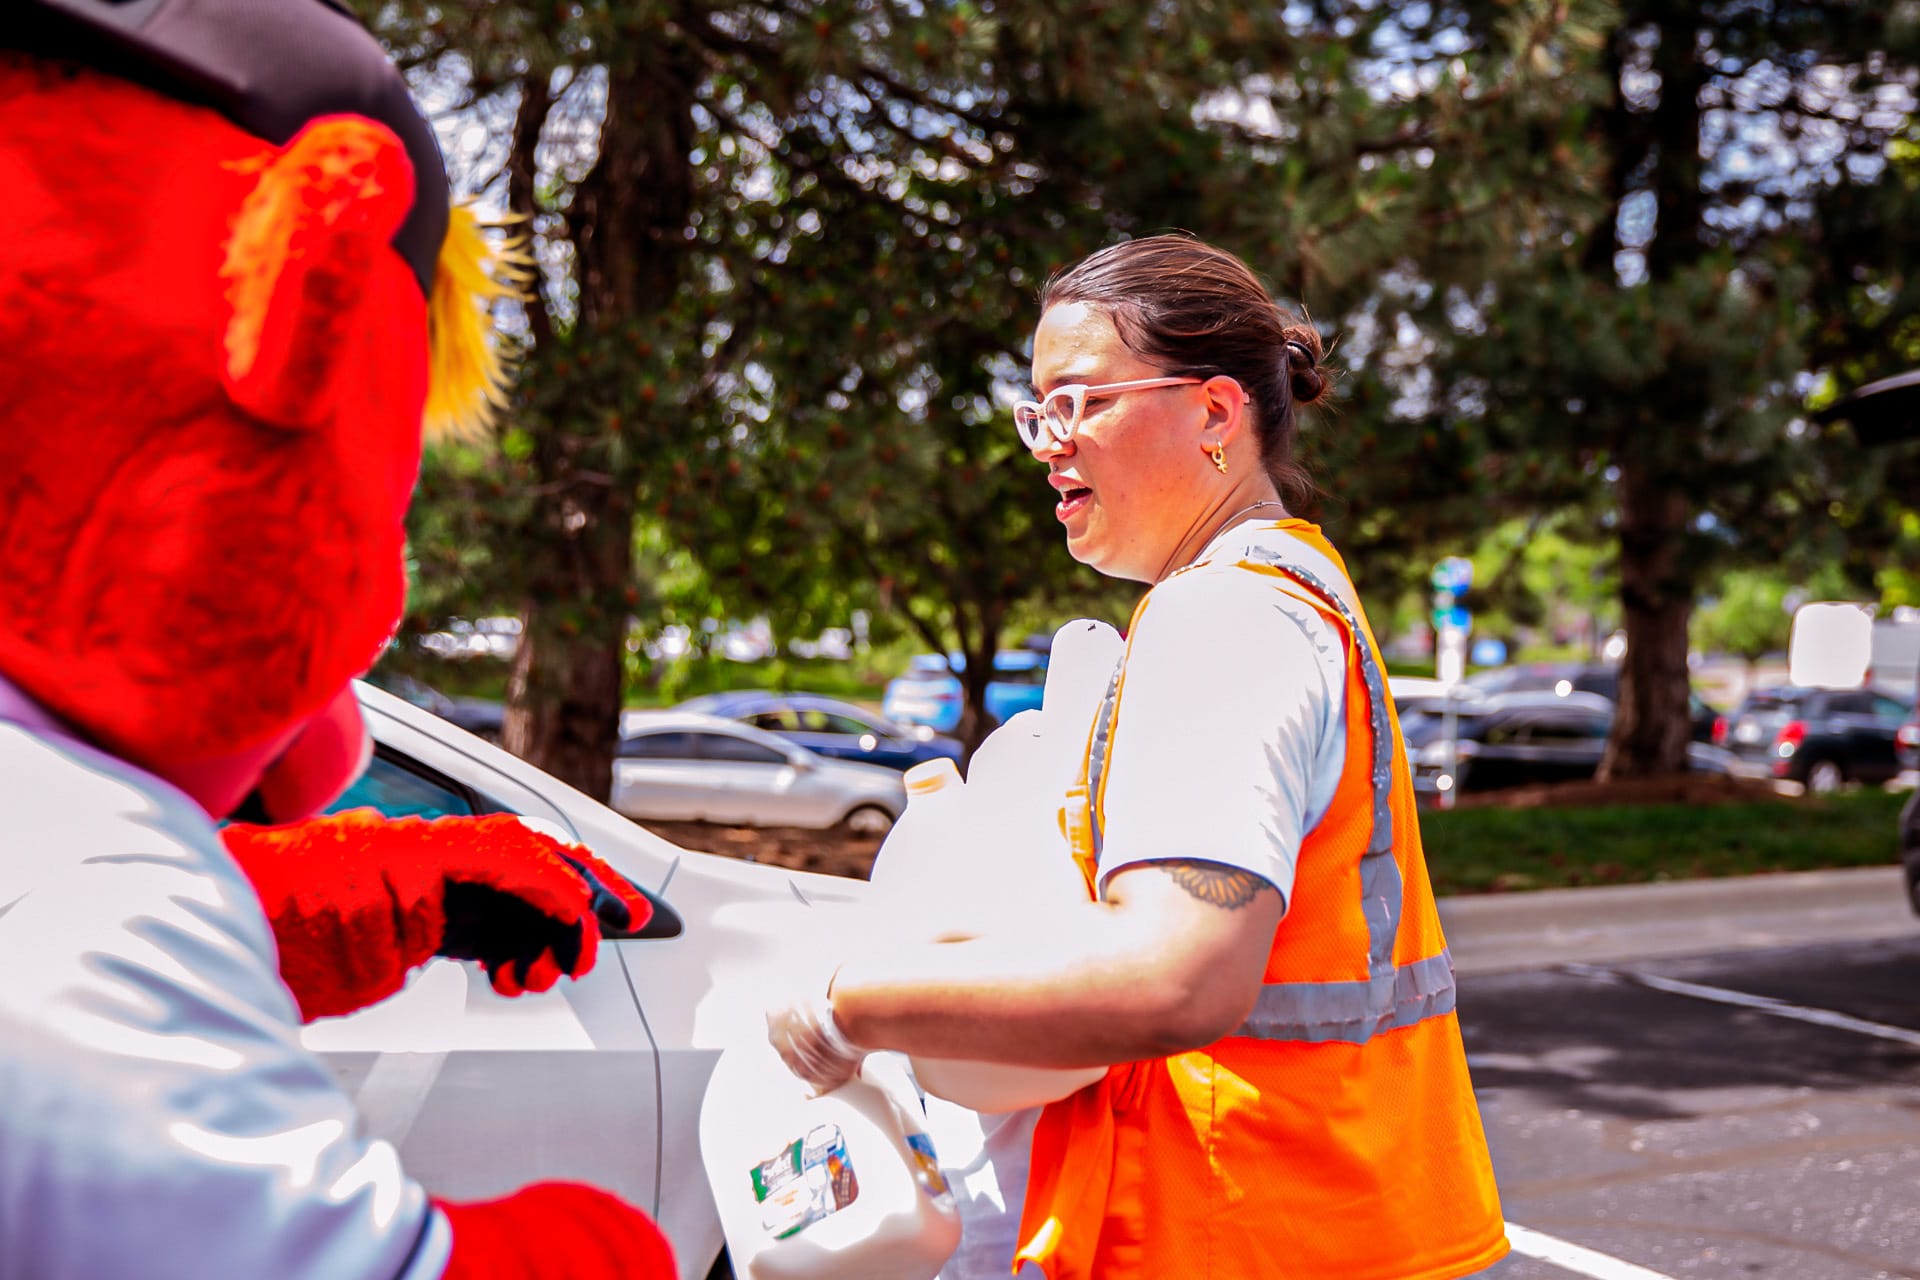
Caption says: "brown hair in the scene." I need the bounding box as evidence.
[1040,235,1329,509]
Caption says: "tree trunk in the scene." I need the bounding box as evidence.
[504,31,696,795]
[503,479,637,799]
[1600,458,1694,779]
[1598,8,1706,783]
[954,601,1007,766]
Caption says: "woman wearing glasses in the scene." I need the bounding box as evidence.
[771,235,1506,1280]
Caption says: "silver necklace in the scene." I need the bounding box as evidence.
[1167,500,1291,578]
[1216,499,1290,529]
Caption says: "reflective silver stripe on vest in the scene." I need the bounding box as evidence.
[1084,536,1456,1046]
[1085,662,1124,855]
[1238,949,1457,1043]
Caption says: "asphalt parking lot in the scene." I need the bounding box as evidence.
[1464,931,1920,1279]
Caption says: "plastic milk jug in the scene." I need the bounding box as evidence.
[700,1040,961,1280]
[866,757,967,902]
[867,619,1125,1113]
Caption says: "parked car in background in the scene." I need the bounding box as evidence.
[675,690,961,771]
[1386,675,1455,719]
[881,648,1049,733]
[1712,686,1909,793]
[613,709,905,834]
[1386,674,1505,721]
[1403,691,1736,802]
[1459,661,1719,741]
[1898,710,1919,774]
[1461,661,1620,701]
[363,669,506,742]
[318,682,871,1280]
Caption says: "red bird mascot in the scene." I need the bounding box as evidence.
[0,2,676,1277]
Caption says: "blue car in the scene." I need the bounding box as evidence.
[674,690,961,771]
[881,649,1049,734]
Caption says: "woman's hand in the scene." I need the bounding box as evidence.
[766,982,867,1094]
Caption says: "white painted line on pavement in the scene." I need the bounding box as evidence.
[1563,962,1920,1049]
[1505,1223,1678,1280]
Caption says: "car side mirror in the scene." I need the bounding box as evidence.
[610,883,684,941]
[788,754,817,773]
[513,815,685,940]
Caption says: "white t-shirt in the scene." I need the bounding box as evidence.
[1095,519,1350,905]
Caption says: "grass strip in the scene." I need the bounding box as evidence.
[1418,790,1908,896]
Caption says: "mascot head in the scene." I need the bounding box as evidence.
[0,0,518,820]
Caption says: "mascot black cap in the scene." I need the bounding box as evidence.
[11,0,449,296]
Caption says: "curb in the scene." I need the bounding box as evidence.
[1438,866,1915,975]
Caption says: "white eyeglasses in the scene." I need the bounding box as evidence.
[1013,376,1204,449]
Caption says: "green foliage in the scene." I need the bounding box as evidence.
[363,0,1920,786]
[1420,790,1906,895]
[1689,569,1793,664]
[362,0,1614,771]
[627,652,898,709]
[1386,4,1920,775]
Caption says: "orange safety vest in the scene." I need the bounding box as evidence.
[1015,521,1508,1280]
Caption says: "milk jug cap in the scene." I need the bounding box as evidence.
[904,757,962,796]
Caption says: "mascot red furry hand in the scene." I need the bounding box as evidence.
[0,3,673,1277]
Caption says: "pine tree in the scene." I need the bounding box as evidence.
[1403,2,1920,777]
[357,0,1607,784]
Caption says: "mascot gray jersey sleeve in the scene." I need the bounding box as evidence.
[0,711,450,1280]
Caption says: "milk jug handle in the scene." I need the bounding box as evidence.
[857,1052,928,1120]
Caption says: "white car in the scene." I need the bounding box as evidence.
[612,709,906,835]
[305,683,874,1280]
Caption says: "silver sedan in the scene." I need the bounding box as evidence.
[613,709,907,835]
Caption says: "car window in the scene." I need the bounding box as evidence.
[1526,715,1610,743]
[696,733,791,765]
[991,664,1047,686]
[1738,692,1801,717]
[1826,691,1874,715]
[1571,670,1619,700]
[619,731,703,760]
[795,710,875,735]
[746,710,799,732]
[1872,694,1910,720]
[1480,720,1525,746]
[326,750,484,820]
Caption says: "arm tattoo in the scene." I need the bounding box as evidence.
[1160,860,1270,910]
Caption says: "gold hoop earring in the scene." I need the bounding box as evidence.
[1209,442,1228,474]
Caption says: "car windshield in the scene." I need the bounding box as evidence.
[1739,692,1801,715]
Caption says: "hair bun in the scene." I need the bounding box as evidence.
[1282,337,1327,408]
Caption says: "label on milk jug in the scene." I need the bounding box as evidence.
[751,1124,860,1239]
[904,1132,952,1201]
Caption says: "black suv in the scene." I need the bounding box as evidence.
[1714,686,1909,793]
[1459,662,1720,741]
[1404,691,1732,801]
